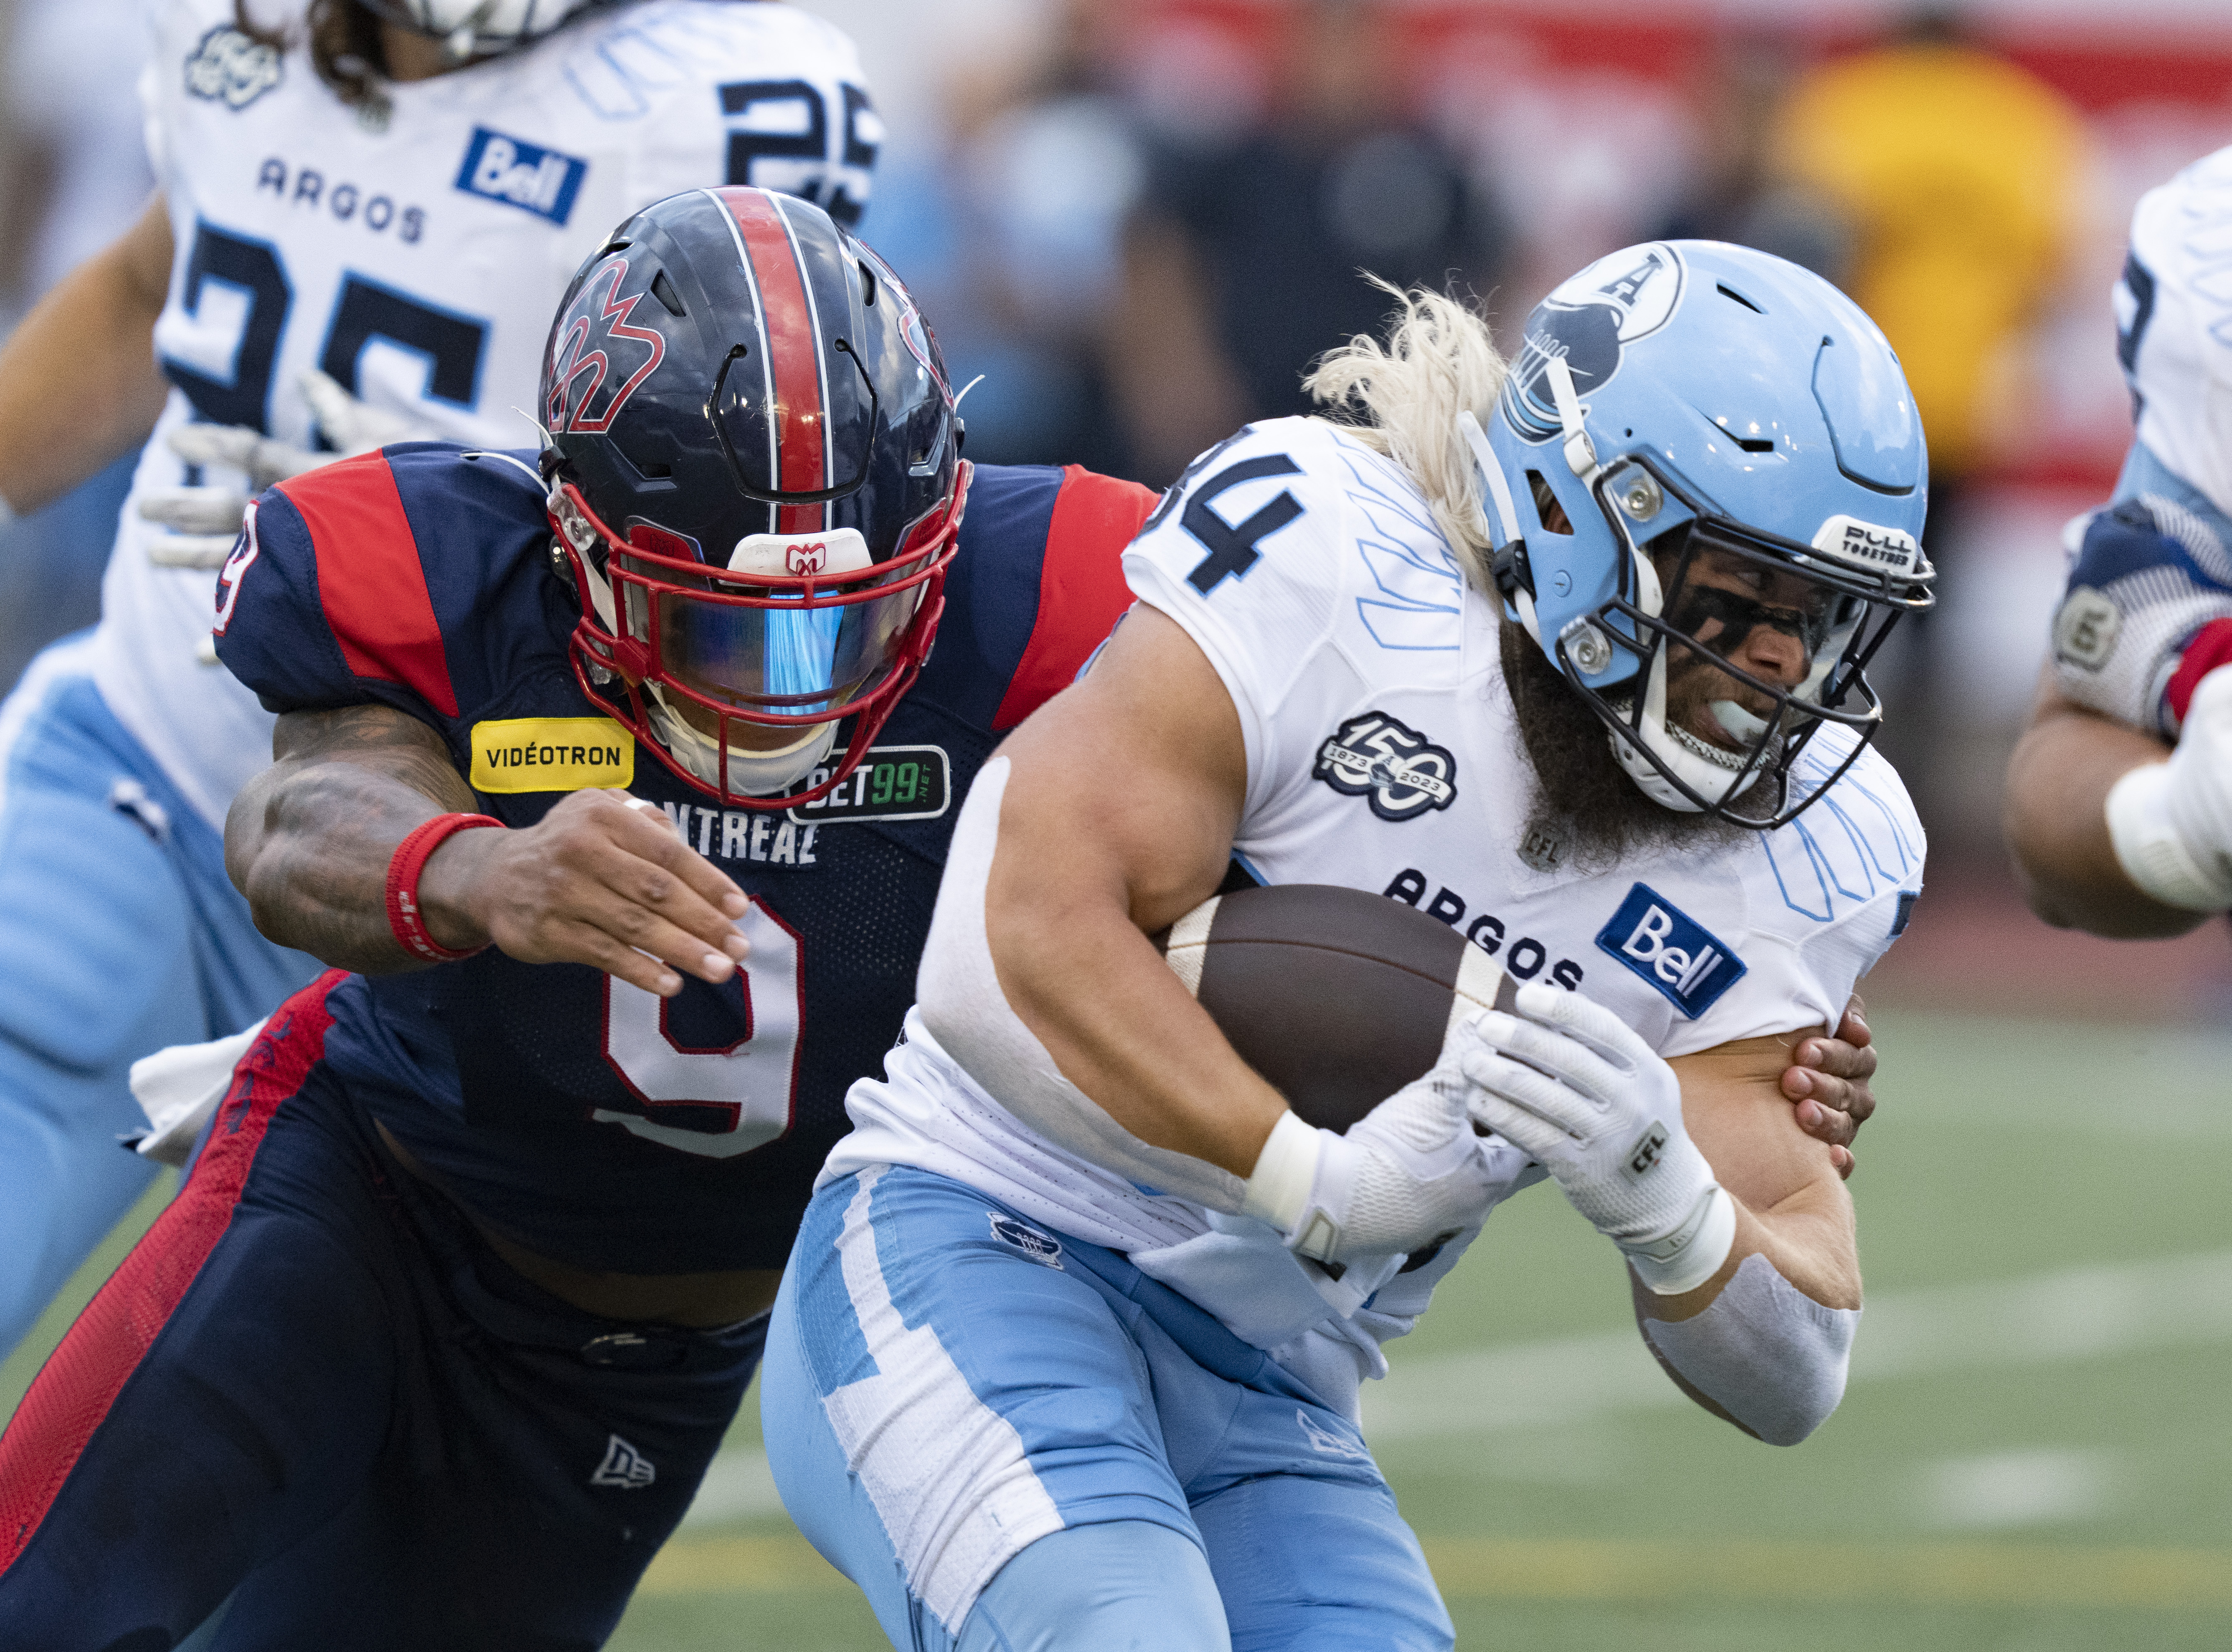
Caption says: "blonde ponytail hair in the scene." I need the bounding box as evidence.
[1304,281,1509,584]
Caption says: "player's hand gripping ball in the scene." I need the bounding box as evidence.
[1159,883,1513,1262]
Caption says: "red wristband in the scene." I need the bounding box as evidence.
[385,813,504,963]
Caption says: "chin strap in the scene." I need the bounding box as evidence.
[1458,411,1542,644]
[1542,355,1599,478]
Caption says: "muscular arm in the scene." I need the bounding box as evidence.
[0,192,173,514]
[982,604,1285,1175]
[227,704,752,995]
[2004,664,2204,938]
[1645,1036,1858,1319]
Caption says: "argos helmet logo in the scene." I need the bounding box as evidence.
[545,257,667,436]
[1502,244,1687,443]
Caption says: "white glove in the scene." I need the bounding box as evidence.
[1459,982,1735,1294]
[139,370,434,569]
[2106,663,2232,910]
[1241,1032,1502,1268]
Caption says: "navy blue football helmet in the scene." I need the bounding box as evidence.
[540,187,966,808]
[1465,240,1934,827]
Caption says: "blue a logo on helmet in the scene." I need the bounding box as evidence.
[1503,244,1687,443]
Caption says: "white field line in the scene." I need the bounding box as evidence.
[1364,1248,2232,1443]
[681,1248,2232,1526]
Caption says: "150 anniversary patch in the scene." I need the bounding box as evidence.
[787,745,950,825]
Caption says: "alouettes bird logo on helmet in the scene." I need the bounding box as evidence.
[545,257,667,436]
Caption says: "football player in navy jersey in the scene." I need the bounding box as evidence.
[0,186,1156,1647]
[0,0,878,1362]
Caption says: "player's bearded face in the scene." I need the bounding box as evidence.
[1653,545,1829,755]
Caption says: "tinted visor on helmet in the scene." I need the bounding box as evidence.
[552,476,963,805]
[651,570,925,717]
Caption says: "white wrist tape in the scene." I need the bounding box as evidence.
[1239,1110,1319,1236]
[1641,1252,1857,1445]
[2106,762,2232,911]
[1620,1183,1737,1296]
[915,757,1249,1213]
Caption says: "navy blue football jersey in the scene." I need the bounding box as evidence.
[214,444,1155,1271]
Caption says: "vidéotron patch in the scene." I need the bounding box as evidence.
[470,717,634,792]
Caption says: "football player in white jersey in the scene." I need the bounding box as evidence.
[2006,147,2232,936]
[0,0,874,1355]
[761,243,1933,1649]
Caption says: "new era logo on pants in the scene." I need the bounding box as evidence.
[591,1433,656,1488]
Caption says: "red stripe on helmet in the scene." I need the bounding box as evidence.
[720,189,826,535]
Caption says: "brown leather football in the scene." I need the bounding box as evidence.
[1156,883,1512,1133]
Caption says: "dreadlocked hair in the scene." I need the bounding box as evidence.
[233,0,387,109]
[1303,280,1509,588]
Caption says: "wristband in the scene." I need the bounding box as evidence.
[385,813,504,962]
[1622,1183,1737,1296]
[2104,762,2232,912]
[1240,1111,1322,1242]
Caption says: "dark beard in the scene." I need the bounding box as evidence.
[1499,620,1752,873]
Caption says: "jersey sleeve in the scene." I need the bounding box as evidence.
[212,447,530,734]
[991,465,1158,728]
[626,3,877,228]
[1122,421,1365,817]
[1655,736,1924,1059]
[2124,147,2232,526]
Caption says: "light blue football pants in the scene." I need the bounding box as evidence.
[763,1164,1455,1652]
[0,638,317,1357]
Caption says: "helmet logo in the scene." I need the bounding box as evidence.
[1503,242,1686,443]
[547,257,667,436]
[1811,515,1919,575]
[728,528,873,578]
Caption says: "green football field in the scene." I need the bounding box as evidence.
[9,1007,2232,1648]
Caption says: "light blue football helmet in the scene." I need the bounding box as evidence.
[1460,240,1934,827]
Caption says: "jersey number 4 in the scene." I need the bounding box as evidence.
[1148,444,1306,595]
[593,898,802,1158]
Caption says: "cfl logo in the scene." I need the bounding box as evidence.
[1622,1122,1669,1183]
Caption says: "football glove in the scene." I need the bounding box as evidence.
[1242,1022,1503,1267]
[1459,982,1734,1294]
[2106,661,2232,910]
[139,370,433,569]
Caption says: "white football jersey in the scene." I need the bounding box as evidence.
[832,419,1922,1397]
[95,0,874,829]
[2120,145,2232,529]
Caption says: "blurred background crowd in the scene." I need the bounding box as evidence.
[2,0,2229,1023]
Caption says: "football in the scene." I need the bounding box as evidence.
[1156,882,1512,1133]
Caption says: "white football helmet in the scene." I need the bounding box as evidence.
[358,0,605,59]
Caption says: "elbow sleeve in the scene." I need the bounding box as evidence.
[1641,1253,1858,1446]
[916,757,1249,1214]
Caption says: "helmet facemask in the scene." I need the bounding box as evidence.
[1550,454,1930,829]
[539,188,969,812]
[552,471,966,809]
